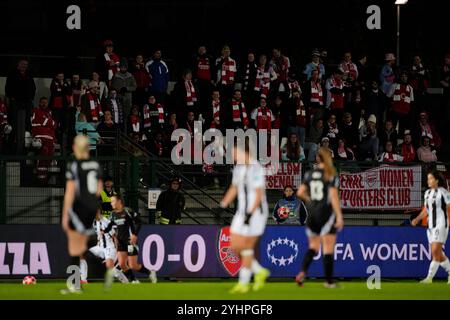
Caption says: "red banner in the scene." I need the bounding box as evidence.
[264,162,302,190]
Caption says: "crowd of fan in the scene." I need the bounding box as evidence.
[1,40,450,183]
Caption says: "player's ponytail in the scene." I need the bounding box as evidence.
[317,147,336,181]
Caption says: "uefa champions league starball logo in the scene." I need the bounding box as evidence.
[266,238,299,267]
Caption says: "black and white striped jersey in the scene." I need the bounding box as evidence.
[424,187,450,229]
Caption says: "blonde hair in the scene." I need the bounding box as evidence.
[317,147,336,180]
[73,135,90,159]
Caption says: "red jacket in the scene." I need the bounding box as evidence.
[31,107,56,140]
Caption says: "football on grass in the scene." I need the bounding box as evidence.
[22,276,36,285]
[277,206,290,220]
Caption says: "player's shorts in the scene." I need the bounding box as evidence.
[68,208,96,236]
[427,226,449,245]
[117,239,139,256]
[306,212,337,237]
[90,245,117,261]
[230,209,268,237]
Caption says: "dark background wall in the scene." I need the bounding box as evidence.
[0,0,448,78]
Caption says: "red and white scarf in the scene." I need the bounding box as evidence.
[185,80,197,106]
[87,93,102,122]
[130,115,141,133]
[256,107,272,131]
[295,97,307,127]
[104,52,120,81]
[329,77,345,109]
[220,57,236,85]
[231,100,249,126]
[310,81,323,105]
[211,100,220,128]
[254,67,271,98]
[143,103,164,129]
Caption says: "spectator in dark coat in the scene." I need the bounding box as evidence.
[340,112,359,152]
[5,59,36,154]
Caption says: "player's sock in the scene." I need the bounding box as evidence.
[440,259,450,274]
[301,249,317,273]
[124,269,136,281]
[323,254,334,284]
[79,259,88,281]
[251,259,263,274]
[238,267,252,285]
[426,260,440,279]
[137,265,150,275]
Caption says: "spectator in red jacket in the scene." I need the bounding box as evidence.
[31,97,56,183]
[131,54,151,107]
[399,130,416,163]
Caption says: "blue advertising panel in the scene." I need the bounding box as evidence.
[0,225,447,279]
[260,226,449,278]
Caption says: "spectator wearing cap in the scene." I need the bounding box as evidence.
[325,69,345,122]
[304,118,323,162]
[215,45,237,102]
[387,70,414,136]
[359,114,379,161]
[399,130,416,163]
[130,54,151,107]
[379,119,398,152]
[173,69,199,121]
[96,40,120,85]
[378,141,403,163]
[5,58,36,154]
[340,112,358,151]
[111,58,137,117]
[380,53,396,95]
[413,111,441,149]
[320,137,334,158]
[335,138,355,161]
[302,68,326,122]
[417,136,437,163]
[304,50,325,81]
[80,81,103,127]
[145,50,170,104]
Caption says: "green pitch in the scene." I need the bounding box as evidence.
[0,280,449,300]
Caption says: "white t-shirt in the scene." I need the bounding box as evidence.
[231,162,268,216]
[93,217,115,249]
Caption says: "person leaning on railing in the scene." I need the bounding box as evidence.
[155,177,185,225]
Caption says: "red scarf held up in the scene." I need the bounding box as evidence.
[231,100,249,127]
[87,93,102,122]
[185,80,197,106]
[220,57,236,85]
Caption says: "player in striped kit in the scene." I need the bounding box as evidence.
[221,141,270,294]
[412,170,450,284]
[80,212,129,288]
